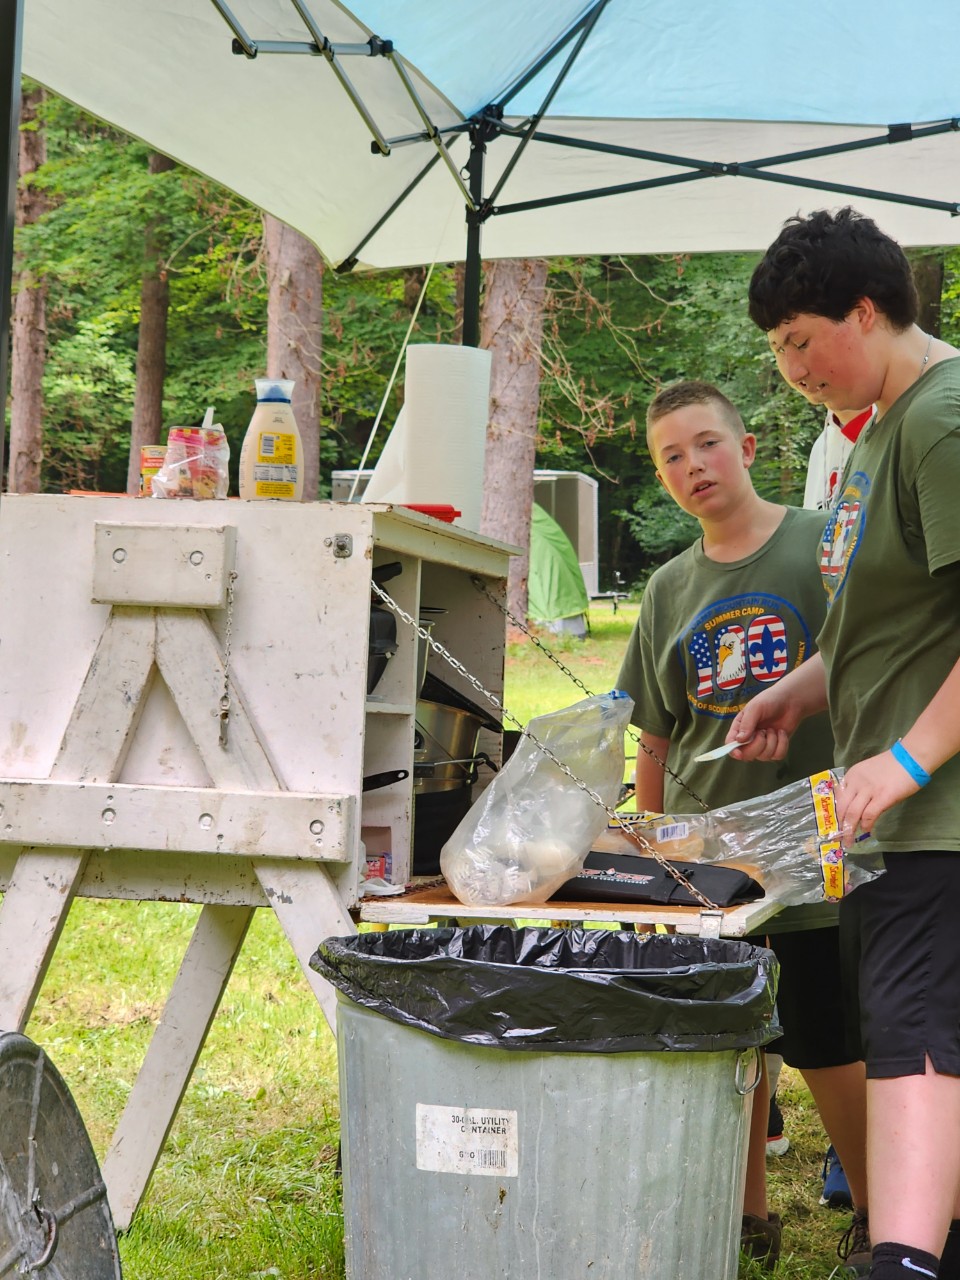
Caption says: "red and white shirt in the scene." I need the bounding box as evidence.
[802,407,875,511]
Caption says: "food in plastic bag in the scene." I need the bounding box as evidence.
[440,690,634,908]
[608,769,884,907]
[152,409,230,499]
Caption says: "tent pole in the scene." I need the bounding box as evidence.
[461,128,485,347]
[0,0,24,480]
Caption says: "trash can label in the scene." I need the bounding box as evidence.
[415,1103,519,1178]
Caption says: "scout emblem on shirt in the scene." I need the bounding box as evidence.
[681,592,812,719]
[748,614,788,682]
[820,470,871,604]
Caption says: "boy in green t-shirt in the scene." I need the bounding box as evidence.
[735,207,960,1280]
[618,380,868,1272]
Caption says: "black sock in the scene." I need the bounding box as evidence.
[937,1220,960,1280]
[870,1240,940,1279]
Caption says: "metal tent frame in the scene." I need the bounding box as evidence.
[2,0,960,426]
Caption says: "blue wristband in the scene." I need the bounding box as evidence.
[890,739,931,788]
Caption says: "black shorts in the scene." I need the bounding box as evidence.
[764,926,856,1070]
[840,850,960,1079]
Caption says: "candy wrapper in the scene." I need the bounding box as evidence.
[152,410,230,499]
[609,769,885,907]
[440,691,634,908]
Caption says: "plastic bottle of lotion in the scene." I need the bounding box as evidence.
[238,378,304,500]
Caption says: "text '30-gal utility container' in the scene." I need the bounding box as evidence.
[311,925,779,1280]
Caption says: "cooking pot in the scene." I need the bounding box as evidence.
[414,699,485,794]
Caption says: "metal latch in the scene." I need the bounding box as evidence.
[325,533,353,559]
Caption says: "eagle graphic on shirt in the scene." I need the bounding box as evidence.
[679,592,811,719]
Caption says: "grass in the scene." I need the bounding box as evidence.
[29,902,344,1279]
[14,600,853,1279]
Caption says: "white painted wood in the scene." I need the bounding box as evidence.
[154,608,279,792]
[0,779,355,861]
[92,521,237,608]
[51,606,158,783]
[0,851,90,1029]
[0,495,515,1226]
[254,860,357,1029]
[101,903,254,1230]
[371,506,519,577]
[0,606,158,1029]
[25,850,270,906]
[359,889,785,938]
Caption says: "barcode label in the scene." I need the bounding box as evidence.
[655,821,690,842]
[416,1104,519,1178]
[476,1149,507,1170]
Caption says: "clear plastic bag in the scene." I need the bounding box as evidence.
[440,690,634,908]
[152,414,230,499]
[609,769,884,907]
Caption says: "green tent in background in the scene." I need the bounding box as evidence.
[528,503,589,633]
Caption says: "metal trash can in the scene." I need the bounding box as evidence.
[0,1030,122,1277]
[312,926,779,1280]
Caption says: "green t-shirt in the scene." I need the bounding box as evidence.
[618,506,833,813]
[818,356,960,851]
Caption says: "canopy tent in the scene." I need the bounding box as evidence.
[4,0,960,352]
[527,502,589,630]
[2,0,960,434]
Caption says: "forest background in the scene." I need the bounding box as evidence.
[7,87,960,594]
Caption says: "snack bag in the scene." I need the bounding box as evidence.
[152,409,230,499]
[612,769,885,906]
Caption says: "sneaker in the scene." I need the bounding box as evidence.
[741,1212,782,1271]
[766,1093,789,1157]
[820,1144,853,1209]
[837,1207,871,1276]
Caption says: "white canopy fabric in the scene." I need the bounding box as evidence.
[19,0,960,268]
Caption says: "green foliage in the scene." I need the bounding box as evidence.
[7,88,955,588]
[616,483,700,576]
[536,252,826,584]
[41,314,136,490]
[939,247,960,347]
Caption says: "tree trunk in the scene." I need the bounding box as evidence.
[909,249,944,339]
[479,258,548,625]
[264,214,323,500]
[126,151,175,494]
[9,86,48,494]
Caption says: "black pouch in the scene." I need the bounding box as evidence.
[550,849,764,908]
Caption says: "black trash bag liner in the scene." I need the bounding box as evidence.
[311,925,780,1053]
[550,850,765,908]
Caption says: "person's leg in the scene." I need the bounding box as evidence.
[743,1054,770,1219]
[801,1060,868,1209]
[767,923,865,1211]
[740,1054,782,1268]
[866,1058,960,1254]
[850,853,960,1275]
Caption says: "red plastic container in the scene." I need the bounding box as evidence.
[400,504,461,523]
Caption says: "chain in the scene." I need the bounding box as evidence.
[219,570,238,749]
[371,580,721,912]
[469,575,709,811]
